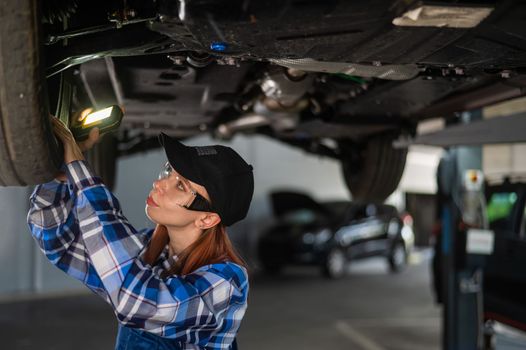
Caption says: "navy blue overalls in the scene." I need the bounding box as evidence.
[115,324,238,350]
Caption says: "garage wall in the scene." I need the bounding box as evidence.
[483,97,526,180]
[398,145,442,194]
[0,187,34,295]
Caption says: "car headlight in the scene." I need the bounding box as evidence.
[387,219,399,236]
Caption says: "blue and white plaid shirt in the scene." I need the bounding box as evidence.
[27,160,249,349]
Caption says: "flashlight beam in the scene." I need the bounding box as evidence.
[83,106,114,126]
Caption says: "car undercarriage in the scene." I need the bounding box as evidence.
[1,0,526,200]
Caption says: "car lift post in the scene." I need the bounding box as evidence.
[438,111,488,350]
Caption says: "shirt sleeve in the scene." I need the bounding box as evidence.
[27,177,105,296]
[26,172,154,299]
[66,160,249,345]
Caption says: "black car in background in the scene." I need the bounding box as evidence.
[257,191,414,278]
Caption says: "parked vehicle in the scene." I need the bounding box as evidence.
[431,179,526,332]
[257,191,414,278]
[1,1,526,199]
[483,180,526,333]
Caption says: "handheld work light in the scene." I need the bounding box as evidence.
[70,105,123,141]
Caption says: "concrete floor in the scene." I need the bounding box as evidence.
[0,250,440,350]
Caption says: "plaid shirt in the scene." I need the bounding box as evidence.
[27,160,248,349]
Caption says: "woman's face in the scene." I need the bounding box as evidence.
[145,164,212,228]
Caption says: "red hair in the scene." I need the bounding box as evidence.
[164,224,247,277]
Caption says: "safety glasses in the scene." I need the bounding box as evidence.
[158,162,214,213]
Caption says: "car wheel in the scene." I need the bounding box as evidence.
[388,240,407,273]
[340,134,407,202]
[322,247,347,279]
[0,0,63,186]
[85,133,119,190]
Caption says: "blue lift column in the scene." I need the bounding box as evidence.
[438,111,487,350]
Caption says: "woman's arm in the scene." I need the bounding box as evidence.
[27,116,153,300]
[27,177,108,295]
[27,172,154,297]
[66,159,248,344]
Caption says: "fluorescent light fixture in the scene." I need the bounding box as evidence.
[393,5,493,28]
[83,106,114,126]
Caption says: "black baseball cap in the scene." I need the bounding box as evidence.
[158,133,254,227]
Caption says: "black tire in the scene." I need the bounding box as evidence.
[322,247,347,279]
[388,240,407,273]
[340,134,407,202]
[85,133,119,191]
[0,0,62,186]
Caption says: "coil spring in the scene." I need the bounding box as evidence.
[42,0,79,24]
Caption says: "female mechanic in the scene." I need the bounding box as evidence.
[27,117,254,349]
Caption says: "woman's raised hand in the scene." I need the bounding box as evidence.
[50,115,100,163]
[50,115,100,181]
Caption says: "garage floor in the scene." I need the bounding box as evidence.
[0,250,440,350]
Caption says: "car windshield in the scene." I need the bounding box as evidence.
[323,201,351,219]
[486,191,518,231]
